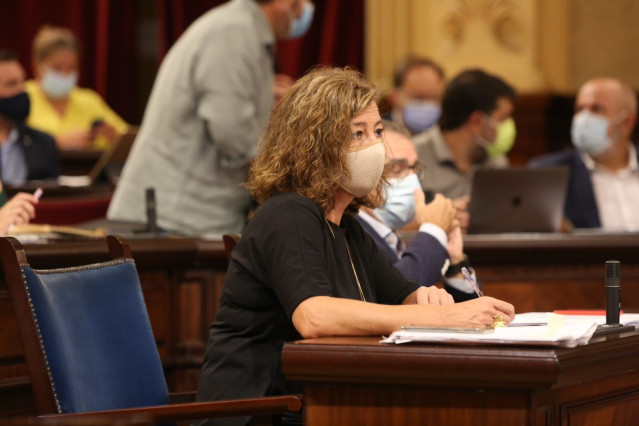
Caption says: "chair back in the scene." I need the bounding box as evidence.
[0,235,170,414]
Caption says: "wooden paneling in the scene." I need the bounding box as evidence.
[283,334,639,425]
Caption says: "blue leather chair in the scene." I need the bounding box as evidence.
[1,235,301,424]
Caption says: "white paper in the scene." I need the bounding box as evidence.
[382,312,599,347]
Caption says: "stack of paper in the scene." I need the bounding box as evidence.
[382,313,599,347]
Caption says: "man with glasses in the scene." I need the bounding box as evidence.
[357,121,480,302]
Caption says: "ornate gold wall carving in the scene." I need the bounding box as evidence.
[366,0,639,94]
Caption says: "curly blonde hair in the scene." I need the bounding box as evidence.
[248,67,385,214]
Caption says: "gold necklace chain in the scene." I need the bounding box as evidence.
[326,219,366,302]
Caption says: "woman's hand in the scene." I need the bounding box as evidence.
[0,192,38,235]
[439,297,515,328]
[92,122,119,141]
[413,286,454,305]
[57,130,92,150]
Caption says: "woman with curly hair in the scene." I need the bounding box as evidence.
[195,67,514,426]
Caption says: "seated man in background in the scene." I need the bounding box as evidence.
[385,56,446,135]
[530,78,638,231]
[414,69,516,201]
[26,25,129,150]
[0,50,59,186]
[357,121,481,302]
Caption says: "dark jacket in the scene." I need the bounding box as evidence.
[528,148,639,228]
[17,125,60,181]
[356,215,478,302]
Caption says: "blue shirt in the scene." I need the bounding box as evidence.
[1,127,28,185]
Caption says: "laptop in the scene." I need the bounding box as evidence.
[467,167,569,234]
[57,126,138,187]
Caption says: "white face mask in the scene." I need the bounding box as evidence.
[402,101,441,134]
[41,69,78,99]
[374,173,422,230]
[340,141,385,198]
[571,111,622,156]
[285,1,315,39]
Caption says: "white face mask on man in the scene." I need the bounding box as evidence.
[374,173,423,230]
[571,110,624,156]
[285,1,315,39]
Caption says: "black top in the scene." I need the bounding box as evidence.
[196,193,418,420]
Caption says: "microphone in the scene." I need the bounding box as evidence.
[605,260,621,326]
[145,188,158,234]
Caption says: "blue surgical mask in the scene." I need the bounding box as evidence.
[402,101,441,134]
[571,111,620,156]
[286,1,315,39]
[41,69,78,99]
[374,173,423,230]
[0,92,30,123]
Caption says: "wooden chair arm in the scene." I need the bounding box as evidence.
[168,390,197,404]
[38,395,303,423]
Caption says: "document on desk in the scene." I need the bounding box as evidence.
[382,313,599,348]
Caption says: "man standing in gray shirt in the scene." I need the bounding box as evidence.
[108,0,315,234]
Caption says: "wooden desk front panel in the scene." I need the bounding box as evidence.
[302,383,534,426]
[283,336,639,426]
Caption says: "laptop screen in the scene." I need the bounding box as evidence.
[467,167,569,234]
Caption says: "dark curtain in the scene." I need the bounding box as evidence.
[157,0,365,78]
[1,0,364,123]
[0,0,138,123]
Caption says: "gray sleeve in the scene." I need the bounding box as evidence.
[192,26,266,169]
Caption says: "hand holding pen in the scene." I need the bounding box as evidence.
[462,266,509,327]
[3,187,42,235]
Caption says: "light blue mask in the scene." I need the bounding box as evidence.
[374,173,423,230]
[402,101,441,134]
[41,69,78,99]
[286,1,315,39]
[571,111,619,156]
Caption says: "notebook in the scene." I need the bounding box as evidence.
[467,167,569,234]
[57,126,138,187]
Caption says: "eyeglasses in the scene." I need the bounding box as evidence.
[384,159,424,180]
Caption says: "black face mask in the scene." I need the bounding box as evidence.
[0,92,30,123]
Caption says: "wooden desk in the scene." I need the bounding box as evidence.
[3,232,639,417]
[0,237,226,417]
[462,233,639,312]
[282,334,639,425]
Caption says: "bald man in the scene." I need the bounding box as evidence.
[530,78,639,230]
[357,121,481,302]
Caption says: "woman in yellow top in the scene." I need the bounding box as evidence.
[25,25,128,150]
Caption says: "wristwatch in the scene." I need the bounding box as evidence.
[445,254,471,277]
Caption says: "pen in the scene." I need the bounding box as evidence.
[33,187,43,201]
[461,266,483,298]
